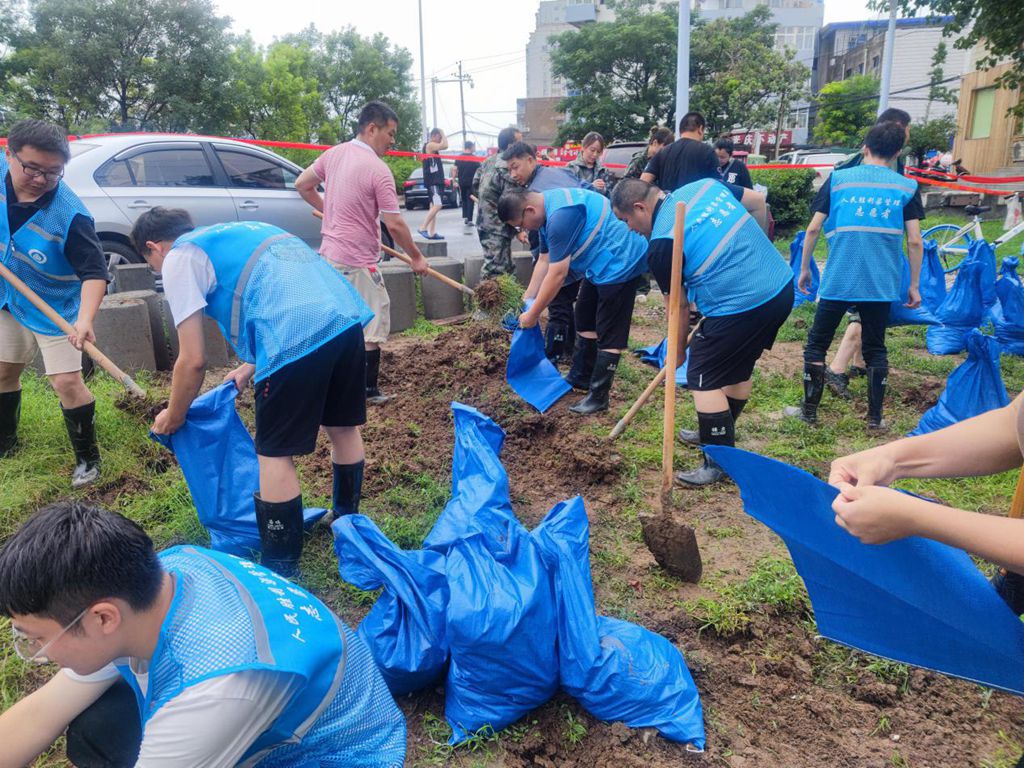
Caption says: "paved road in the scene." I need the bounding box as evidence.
[398,205,529,263]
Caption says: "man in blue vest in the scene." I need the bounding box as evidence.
[0,501,405,767]
[130,209,373,576]
[503,140,587,365]
[0,120,108,487]
[497,186,649,415]
[785,121,923,431]
[611,177,794,486]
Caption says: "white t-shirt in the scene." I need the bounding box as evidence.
[66,663,300,767]
[162,242,217,328]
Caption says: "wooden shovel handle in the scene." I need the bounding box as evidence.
[661,201,687,497]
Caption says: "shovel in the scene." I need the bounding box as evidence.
[0,261,146,398]
[637,201,703,583]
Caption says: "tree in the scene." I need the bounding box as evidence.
[883,0,1024,118]
[906,116,957,164]
[690,6,810,138]
[924,41,958,121]
[550,1,677,143]
[812,76,880,147]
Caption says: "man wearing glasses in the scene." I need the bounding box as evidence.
[0,502,406,767]
[0,119,107,487]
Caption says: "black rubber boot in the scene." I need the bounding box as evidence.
[565,335,598,390]
[569,351,619,415]
[254,493,304,577]
[992,570,1024,616]
[848,365,867,379]
[866,366,888,431]
[332,460,364,520]
[62,400,101,488]
[678,396,747,447]
[544,321,569,365]
[824,368,851,400]
[365,348,391,405]
[783,364,824,424]
[676,409,733,487]
[0,390,21,458]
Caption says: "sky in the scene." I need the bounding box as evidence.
[213,0,883,146]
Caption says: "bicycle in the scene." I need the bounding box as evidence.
[922,193,1024,273]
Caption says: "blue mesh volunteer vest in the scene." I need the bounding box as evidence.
[172,222,373,380]
[818,165,917,302]
[651,180,791,317]
[0,154,92,335]
[117,546,406,768]
[542,187,648,285]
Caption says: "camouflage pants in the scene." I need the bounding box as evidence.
[479,229,514,278]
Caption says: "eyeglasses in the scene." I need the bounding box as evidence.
[11,607,89,664]
[11,152,65,184]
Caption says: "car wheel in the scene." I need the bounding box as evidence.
[102,239,161,292]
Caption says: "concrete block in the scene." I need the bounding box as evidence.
[412,239,448,258]
[111,263,156,293]
[420,257,465,320]
[463,255,484,289]
[93,295,157,372]
[379,262,417,334]
[513,253,535,288]
[162,297,231,369]
[114,290,170,370]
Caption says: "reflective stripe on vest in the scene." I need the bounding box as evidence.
[229,231,293,348]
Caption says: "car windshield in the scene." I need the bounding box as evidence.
[603,145,642,168]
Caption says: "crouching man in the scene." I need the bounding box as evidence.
[0,502,406,767]
[131,208,373,576]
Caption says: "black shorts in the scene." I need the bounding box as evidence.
[574,277,639,350]
[426,184,444,207]
[687,283,793,391]
[253,324,366,457]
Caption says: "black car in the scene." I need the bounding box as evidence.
[601,141,647,181]
[403,166,460,210]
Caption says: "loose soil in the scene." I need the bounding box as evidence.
[287,319,1022,767]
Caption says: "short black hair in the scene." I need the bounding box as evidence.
[129,207,195,254]
[497,187,534,223]
[464,140,475,150]
[679,112,706,134]
[498,126,520,151]
[581,131,605,150]
[502,141,536,162]
[864,121,907,160]
[0,502,164,626]
[713,137,735,155]
[356,101,399,134]
[7,119,71,163]
[877,108,911,128]
[611,178,658,214]
[649,126,674,146]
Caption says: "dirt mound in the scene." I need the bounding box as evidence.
[474,278,505,311]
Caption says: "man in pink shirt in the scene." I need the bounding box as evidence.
[296,101,428,411]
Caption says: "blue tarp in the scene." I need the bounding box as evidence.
[789,231,820,307]
[150,382,326,555]
[532,496,706,749]
[919,240,947,314]
[910,330,1010,436]
[994,257,1024,355]
[506,324,572,413]
[637,337,688,386]
[927,239,998,354]
[706,445,1024,695]
[888,256,940,327]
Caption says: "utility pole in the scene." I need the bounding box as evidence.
[431,77,438,131]
[878,0,897,114]
[674,0,690,133]
[418,0,428,141]
[457,61,468,144]
[432,66,473,142]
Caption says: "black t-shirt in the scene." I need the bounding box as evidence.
[454,158,477,188]
[720,159,753,190]
[4,173,108,282]
[811,175,925,222]
[422,147,445,187]
[643,137,720,192]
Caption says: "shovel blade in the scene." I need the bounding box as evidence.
[639,509,703,583]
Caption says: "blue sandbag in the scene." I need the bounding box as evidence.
[993,257,1024,354]
[444,523,558,743]
[150,382,326,555]
[920,240,947,314]
[707,445,1024,696]
[888,256,940,326]
[332,514,449,696]
[910,331,1010,436]
[636,337,688,386]
[927,239,998,354]
[422,403,517,554]
[789,230,819,307]
[532,497,706,749]
[506,324,571,413]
